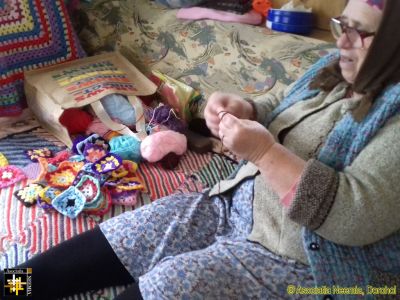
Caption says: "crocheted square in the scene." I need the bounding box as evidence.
[47,150,71,165]
[14,183,44,207]
[111,160,139,179]
[104,177,145,191]
[0,0,85,116]
[72,165,109,186]
[0,165,26,188]
[25,148,53,162]
[75,134,109,155]
[83,188,112,216]
[75,175,100,204]
[52,186,86,218]
[83,192,104,210]
[45,166,78,189]
[83,144,108,163]
[109,188,139,206]
[39,186,62,205]
[92,153,122,174]
[57,161,84,173]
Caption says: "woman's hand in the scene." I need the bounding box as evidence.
[218,112,275,164]
[204,92,254,137]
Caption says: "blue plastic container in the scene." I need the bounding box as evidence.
[266,8,314,35]
[266,20,313,35]
[267,8,314,26]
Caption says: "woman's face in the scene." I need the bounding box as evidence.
[337,0,383,84]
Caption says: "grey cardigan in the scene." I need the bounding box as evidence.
[208,81,400,272]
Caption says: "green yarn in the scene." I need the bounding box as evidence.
[109,136,142,163]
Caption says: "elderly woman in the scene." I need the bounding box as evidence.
[2,0,400,299]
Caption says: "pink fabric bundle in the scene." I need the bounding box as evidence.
[140,130,187,163]
[86,118,112,137]
[177,7,263,25]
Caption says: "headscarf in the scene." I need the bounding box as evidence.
[363,0,384,10]
[309,0,400,121]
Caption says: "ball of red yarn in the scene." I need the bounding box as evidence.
[59,108,93,134]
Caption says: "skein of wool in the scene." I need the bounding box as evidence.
[146,105,187,133]
[140,130,187,163]
[109,135,142,163]
[59,108,93,134]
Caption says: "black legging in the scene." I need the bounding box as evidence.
[0,226,143,300]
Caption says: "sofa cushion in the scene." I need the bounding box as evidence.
[0,0,85,117]
[73,0,335,121]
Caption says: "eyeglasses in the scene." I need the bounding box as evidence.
[330,17,376,48]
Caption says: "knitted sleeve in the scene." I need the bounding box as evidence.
[286,159,338,230]
[286,115,400,246]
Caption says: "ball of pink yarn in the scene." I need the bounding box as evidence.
[140,130,187,163]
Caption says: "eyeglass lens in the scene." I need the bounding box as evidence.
[330,19,363,48]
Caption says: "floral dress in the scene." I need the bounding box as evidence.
[100,179,315,299]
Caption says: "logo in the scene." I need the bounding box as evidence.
[3,268,32,297]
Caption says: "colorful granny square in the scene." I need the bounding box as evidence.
[83,192,104,210]
[105,177,144,191]
[58,161,84,173]
[92,153,122,174]
[75,134,108,155]
[111,160,138,179]
[39,186,62,205]
[25,148,53,162]
[47,150,71,165]
[52,186,86,219]
[84,144,108,163]
[0,0,85,116]
[45,166,78,189]
[72,165,109,186]
[0,165,26,188]
[0,152,8,167]
[75,175,100,204]
[37,198,54,210]
[83,188,112,216]
[109,188,139,206]
[14,183,44,207]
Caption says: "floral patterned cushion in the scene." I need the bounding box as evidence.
[74,0,336,119]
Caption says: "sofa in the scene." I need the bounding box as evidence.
[0,0,337,298]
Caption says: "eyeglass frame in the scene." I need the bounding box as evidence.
[330,16,376,48]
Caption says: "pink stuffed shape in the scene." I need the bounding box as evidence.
[141,130,187,163]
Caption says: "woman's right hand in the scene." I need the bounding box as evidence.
[204,92,254,137]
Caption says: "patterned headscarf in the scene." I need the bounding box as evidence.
[363,0,384,10]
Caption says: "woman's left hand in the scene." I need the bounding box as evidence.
[218,112,275,163]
